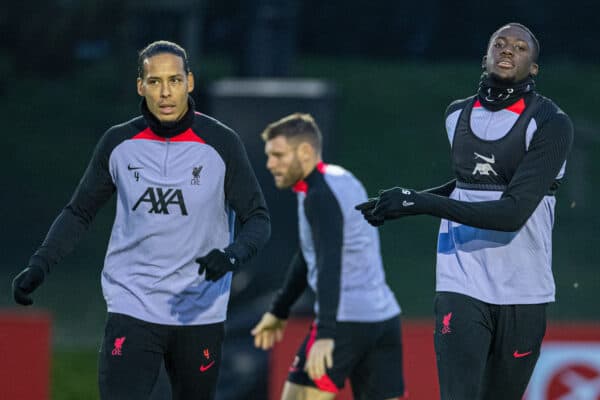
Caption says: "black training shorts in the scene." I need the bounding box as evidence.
[288,315,405,400]
[98,312,224,400]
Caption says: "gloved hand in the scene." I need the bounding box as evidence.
[372,187,423,219]
[355,198,385,226]
[356,187,425,226]
[196,249,237,282]
[12,266,46,306]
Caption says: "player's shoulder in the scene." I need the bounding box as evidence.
[531,92,569,116]
[193,112,237,137]
[530,92,572,126]
[104,115,146,137]
[445,95,476,117]
[97,115,146,152]
[322,163,349,177]
[318,163,367,200]
[191,112,245,156]
[321,163,362,190]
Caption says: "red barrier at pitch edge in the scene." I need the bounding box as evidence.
[0,310,51,400]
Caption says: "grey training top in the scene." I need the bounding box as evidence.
[29,99,270,325]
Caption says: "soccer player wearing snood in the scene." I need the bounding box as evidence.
[357,23,573,400]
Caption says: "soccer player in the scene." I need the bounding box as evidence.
[252,113,405,400]
[357,23,574,399]
[11,40,270,400]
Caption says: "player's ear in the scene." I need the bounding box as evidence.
[137,77,144,96]
[187,72,195,93]
[529,62,539,77]
[297,142,313,162]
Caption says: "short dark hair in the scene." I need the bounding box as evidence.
[261,113,323,153]
[137,40,190,78]
[489,22,540,61]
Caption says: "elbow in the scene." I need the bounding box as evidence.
[246,210,271,242]
[65,203,94,225]
[254,214,272,248]
[493,195,533,232]
[494,212,529,232]
[260,212,271,241]
[496,220,526,232]
[263,218,272,244]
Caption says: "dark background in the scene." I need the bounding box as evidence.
[1,1,598,398]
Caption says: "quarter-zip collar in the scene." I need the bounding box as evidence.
[141,96,196,138]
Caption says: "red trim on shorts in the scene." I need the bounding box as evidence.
[314,374,339,393]
[305,323,340,394]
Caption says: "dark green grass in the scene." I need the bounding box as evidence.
[52,349,99,400]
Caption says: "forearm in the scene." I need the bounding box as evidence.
[270,251,308,319]
[315,251,341,339]
[420,179,456,197]
[225,210,270,263]
[418,192,536,231]
[28,206,92,271]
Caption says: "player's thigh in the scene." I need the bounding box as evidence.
[480,303,547,400]
[287,322,359,394]
[434,292,493,400]
[349,316,406,400]
[281,381,336,400]
[98,313,165,400]
[165,321,225,400]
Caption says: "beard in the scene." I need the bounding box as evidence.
[276,158,305,189]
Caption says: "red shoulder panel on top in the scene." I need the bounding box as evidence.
[132,128,205,143]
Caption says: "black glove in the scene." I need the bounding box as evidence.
[355,198,386,226]
[372,187,423,219]
[12,266,46,306]
[196,249,237,282]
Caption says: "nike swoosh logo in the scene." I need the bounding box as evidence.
[402,200,414,207]
[199,361,215,372]
[127,164,143,170]
[513,350,533,358]
[473,152,495,164]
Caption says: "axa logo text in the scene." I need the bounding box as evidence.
[132,187,188,215]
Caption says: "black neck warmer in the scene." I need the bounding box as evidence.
[477,73,535,111]
[141,96,196,138]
